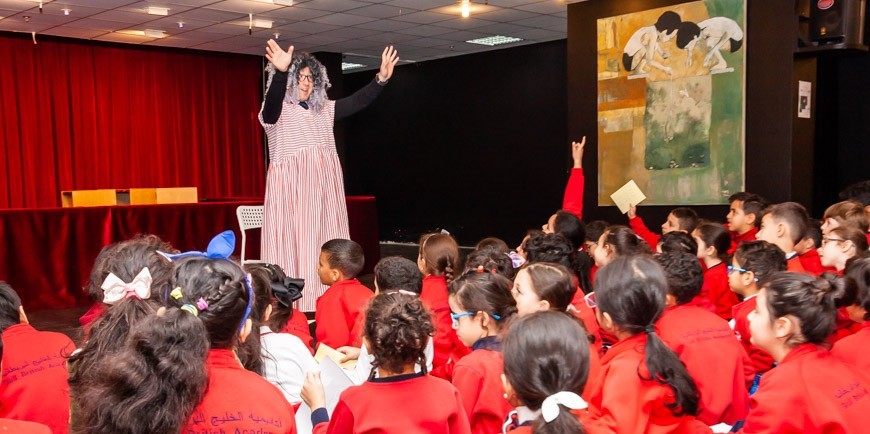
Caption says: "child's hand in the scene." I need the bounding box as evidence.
[337,346,361,363]
[572,137,586,169]
[628,203,638,219]
[301,371,326,410]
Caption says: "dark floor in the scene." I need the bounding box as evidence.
[29,242,442,344]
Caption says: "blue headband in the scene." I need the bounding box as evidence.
[239,273,254,332]
[159,230,236,261]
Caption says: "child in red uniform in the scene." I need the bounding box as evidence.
[821,199,869,237]
[418,232,469,379]
[739,272,870,433]
[315,239,373,349]
[585,255,709,433]
[584,220,609,283]
[448,270,517,434]
[797,219,831,276]
[502,311,591,434]
[464,244,516,280]
[694,222,739,319]
[655,252,752,425]
[728,241,786,375]
[726,192,767,254]
[592,225,651,269]
[833,257,870,369]
[511,263,601,401]
[627,204,699,250]
[756,202,811,273]
[819,226,868,274]
[0,282,74,434]
[302,292,471,434]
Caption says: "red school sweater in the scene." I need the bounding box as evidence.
[184,349,297,434]
[0,324,74,434]
[421,275,470,379]
[731,295,776,374]
[280,309,314,355]
[739,344,870,433]
[728,227,758,255]
[656,304,753,425]
[315,279,373,349]
[628,216,660,250]
[313,372,471,434]
[702,263,740,320]
[562,167,585,219]
[451,338,513,434]
[832,321,870,371]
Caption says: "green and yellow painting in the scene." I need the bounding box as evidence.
[597,0,745,205]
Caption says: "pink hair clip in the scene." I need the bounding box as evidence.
[196,298,209,311]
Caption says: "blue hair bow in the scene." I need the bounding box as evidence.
[160,230,236,261]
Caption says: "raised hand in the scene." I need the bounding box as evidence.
[377,45,400,82]
[265,39,294,73]
[572,136,586,169]
[628,203,638,219]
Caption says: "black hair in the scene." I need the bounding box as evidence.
[656,252,704,305]
[695,221,732,260]
[762,272,855,346]
[525,232,592,294]
[519,263,576,312]
[762,202,810,244]
[594,255,699,417]
[585,220,609,243]
[503,311,589,434]
[475,237,510,253]
[419,232,460,284]
[676,21,701,49]
[733,241,788,284]
[0,281,22,359]
[803,218,823,249]
[601,225,651,257]
[553,210,587,251]
[839,179,870,207]
[845,257,870,320]
[364,292,434,379]
[321,239,365,279]
[245,263,300,333]
[84,235,176,307]
[449,271,517,331]
[374,256,423,294]
[654,10,682,33]
[670,207,700,233]
[729,193,769,228]
[463,246,516,280]
[658,231,698,256]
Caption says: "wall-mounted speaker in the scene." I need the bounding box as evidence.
[809,0,867,45]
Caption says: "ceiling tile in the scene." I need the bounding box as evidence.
[88,10,161,24]
[487,0,545,7]
[167,29,234,40]
[513,13,564,29]
[352,18,415,31]
[178,7,243,22]
[316,25,378,39]
[295,0,370,13]
[382,0,455,9]
[357,30,415,44]
[118,2,194,15]
[393,23,452,37]
[42,25,107,38]
[63,17,131,31]
[473,7,538,22]
[266,5,332,21]
[38,3,105,18]
[273,19,339,33]
[390,10,451,24]
[347,3,413,18]
[291,32,346,45]
[0,0,34,10]
[60,0,145,8]
[401,36,451,48]
[515,1,568,15]
[309,12,377,26]
[147,15,215,31]
[471,21,533,36]
[93,31,155,43]
[510,26,563,41]
[206,0,283,14]
[426,16,496,31]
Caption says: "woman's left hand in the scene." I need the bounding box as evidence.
[377,45,400,82]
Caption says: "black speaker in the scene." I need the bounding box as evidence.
[810,0,867,44]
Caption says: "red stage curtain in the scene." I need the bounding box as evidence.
[0,33,266,209]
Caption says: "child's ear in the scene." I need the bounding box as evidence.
[539,299,551,312]
[501,373,523,407]
[774,315,795,340]
[600,311,615,331]
[263,304,273,322]
[665,294,678,308]
[238,318,253,343]
[742,271,757,287]
[775,222,787,240]
[18,306,28,325]
[746,213,757,227]
[705,245,717,257]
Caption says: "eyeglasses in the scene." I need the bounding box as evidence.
[584,291,597,309]
[822,237,846,245]
[727,265,750,275]
[450,311,501,329]
[298,73,313,83]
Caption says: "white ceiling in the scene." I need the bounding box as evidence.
[0,0,581,70]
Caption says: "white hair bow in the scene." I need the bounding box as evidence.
[101,268,152,304]
[541,391,587,423]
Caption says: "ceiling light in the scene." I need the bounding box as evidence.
[466,35,524,46]
[178,21,184,28]
[62,8,70,15]
[273,32,280,40]
[460,0,470,18]
[118,30,146,36]
[341,62,365,71]
[144,29,165,38]
[253,19,272,29]
[146,6,169,16]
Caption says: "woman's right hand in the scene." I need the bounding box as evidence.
[266,39,294,72]
[336,346,361,363]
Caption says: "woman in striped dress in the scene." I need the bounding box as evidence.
[259,40,399,311]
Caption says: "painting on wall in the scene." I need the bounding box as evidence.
[596,0,745,206]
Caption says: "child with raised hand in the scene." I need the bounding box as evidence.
[585,255,707,433]
[247,263,318,408]
[302,292,470,434]
[510,263,602,400]
[448,270,517,434]
[542,139,588,250]
[418,232,469,378]
[756,202,811,273]
[0,282,75,434]
[654,252,752,426]
[694,221,739,319]
[738,272,870,433]
[833,256,870,368]
[728,241,786,375]
[726,192,768,253]
[315,239,373,350]
[502,311,591,434]
[592,225,651,269]
[627,204,699,250]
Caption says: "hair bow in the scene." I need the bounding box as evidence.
[541,391,587,423]
[159,230,236,261]
[101,267,153,304]
[508,251,526,269]
[270,277,304,307]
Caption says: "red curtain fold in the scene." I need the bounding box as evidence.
[0,33,266,209]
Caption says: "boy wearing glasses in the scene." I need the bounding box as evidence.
[728,241,787,374]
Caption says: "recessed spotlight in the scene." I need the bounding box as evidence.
[465,35,524,46]
[62,8,70,15]
[273,32,280,40]
[341,62,365,71]
[144,29,166,38]
[178,21,184,29]
[146,7,169,16]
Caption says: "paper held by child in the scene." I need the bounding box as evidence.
[315,343,358,370]
[295,356,356,434]
[611,180,647,214]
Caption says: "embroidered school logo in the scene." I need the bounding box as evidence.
[818,0,835,10]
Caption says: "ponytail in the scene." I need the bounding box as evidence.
[418,232,460,284]
[642,330,699,416]
[763,271,855,345]
[70,307,208,434]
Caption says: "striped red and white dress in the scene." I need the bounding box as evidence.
[259,99,349,312]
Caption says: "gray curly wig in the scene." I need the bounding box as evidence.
[265,51,331,113]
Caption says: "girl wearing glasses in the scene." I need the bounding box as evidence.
[447,270,517,434]
[258,41,399,312]
[819,226,869,274]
